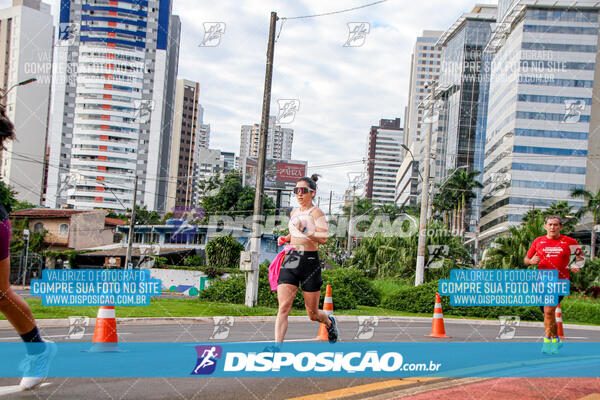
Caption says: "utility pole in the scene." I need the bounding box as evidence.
[328,190,332,216]
[246,11,277,307]
[22,229,30,285]
[125,175,138,270]
[415,82,436,286]
[346,185,356,257]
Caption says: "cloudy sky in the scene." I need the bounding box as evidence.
[9,0,496,210]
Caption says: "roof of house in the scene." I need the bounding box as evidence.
[11,209,125,226]
[10,209,86,218]
[105,217,126,226]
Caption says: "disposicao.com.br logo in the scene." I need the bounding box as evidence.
[223,351,441,373]
[189,344,442,376]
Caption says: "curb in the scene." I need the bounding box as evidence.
[1,315,599,330]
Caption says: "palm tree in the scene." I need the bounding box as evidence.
[571,188,600,260]
[444,169,484,237]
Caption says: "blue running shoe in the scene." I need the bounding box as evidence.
[19,341,57,390]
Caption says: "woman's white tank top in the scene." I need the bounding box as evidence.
[289,206,317,237]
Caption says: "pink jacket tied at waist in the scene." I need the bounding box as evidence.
[268,245,295,291]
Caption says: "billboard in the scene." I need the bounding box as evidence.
[244,158,307,190]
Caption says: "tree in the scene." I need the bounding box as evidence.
[205,234,244,268]
[201,171,275,218]
[133,205,161,225]
[197,170,222,198]
[348,220,471,282]
[0,181,17,212]
[571,188,600,260]
[444,169,483,237]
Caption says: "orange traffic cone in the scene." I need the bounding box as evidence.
[426,293,450,338]
[316,285,334,341]
[90,305,120,352]
[556,305,565,339]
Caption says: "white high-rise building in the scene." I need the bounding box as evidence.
[0,0,53,205]
[239,116,293,161]
[396,30,443,207]
[480,1,600,240]
[366,118,403,205]
[405,30,443,149]
[46,0,181,212]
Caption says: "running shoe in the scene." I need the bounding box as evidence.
[327,315,339,344]
[19,341,57,390]
[541,337,552,355]
[551,337,562,354]
[262,345,281,353]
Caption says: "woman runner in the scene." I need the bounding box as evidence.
[275,174,338,345]
[0,105,56,389]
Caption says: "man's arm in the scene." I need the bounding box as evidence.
[524,239,539,266]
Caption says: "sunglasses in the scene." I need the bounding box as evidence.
[293,187,314,195]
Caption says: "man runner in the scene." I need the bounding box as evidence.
[524,215,584,354]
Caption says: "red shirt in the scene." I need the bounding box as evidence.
[526,235,581,279]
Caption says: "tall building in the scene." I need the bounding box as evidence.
[366,118,403,205]
[239,116,293,162]
[166,79,207,212]
[46,0,181,212]
[0,0,53,205]
[397,30,443,208]
[433,5,496,184]
[480,1,600,240]
[405,30,443,148]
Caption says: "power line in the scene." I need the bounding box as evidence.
[281,0,390,20]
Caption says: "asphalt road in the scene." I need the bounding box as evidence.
[1,319,600,399]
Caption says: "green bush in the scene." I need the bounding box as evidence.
[205,234,244,269]
[571,258,600,292]
[382,280,543,321]
[322,267,380,309]
[199,272,246,304]
[200,264,379,311]
[561,297,600,324]
[183,255,205,267]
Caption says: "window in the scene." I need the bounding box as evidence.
[59,223,69,237]
[34,222,44,233]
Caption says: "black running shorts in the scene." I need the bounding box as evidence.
[278,250,323,292]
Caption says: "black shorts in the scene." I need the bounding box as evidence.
[539,296,564,314]
[278,250,322,292]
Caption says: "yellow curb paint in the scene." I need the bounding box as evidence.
[285,378,442,400]
[577,395,600,400]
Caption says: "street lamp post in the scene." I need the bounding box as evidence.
[1,78,37,99]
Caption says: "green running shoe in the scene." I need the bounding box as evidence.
[541,337,552,355]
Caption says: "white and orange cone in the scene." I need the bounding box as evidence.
[556,305,565,339]
[426,292,450,338]
[90,305,120,352]
[316,285,334,341]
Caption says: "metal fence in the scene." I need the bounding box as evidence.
[9,252,44,285]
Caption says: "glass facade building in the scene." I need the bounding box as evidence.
[480,5,599,239]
